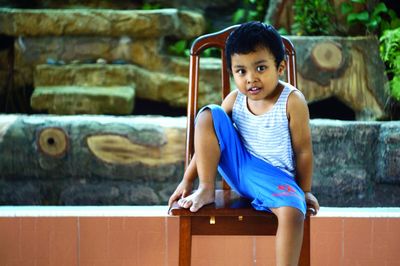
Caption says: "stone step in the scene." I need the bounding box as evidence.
[0,8,205,38]
[31,85,135,115]
[33,63,221,109]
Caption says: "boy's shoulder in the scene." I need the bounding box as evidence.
[281,81,305,99]
[221,89,239,113]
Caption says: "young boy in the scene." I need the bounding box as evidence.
[168,21,319,265]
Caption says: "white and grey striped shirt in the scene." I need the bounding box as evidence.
[232,82,298,177]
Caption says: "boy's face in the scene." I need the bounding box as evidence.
[230,47,285,101]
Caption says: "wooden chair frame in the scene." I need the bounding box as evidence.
[170,25,310,266]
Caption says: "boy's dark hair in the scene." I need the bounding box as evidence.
[225,21,285,71]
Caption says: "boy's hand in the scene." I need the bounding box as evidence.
[168,179,193,208]
[305,192,319,215]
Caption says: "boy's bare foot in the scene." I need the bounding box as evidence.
[178,186,215,212]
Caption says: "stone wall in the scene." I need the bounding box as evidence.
[0,114,399,207]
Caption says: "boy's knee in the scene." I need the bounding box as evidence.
[273,207,304,226]
[196,109,215,132]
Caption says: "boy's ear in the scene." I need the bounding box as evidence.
[278,60,286,75]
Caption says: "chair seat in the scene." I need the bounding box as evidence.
[169,190,278,236]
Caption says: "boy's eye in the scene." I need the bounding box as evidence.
[257,65,267,72]
[236,69,246,75]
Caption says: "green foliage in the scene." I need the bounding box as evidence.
[202,48,221,58]
[232,0,267,24]
[380,27,400,100]
[141,3,162,10]
[168,40,190,57]
[291,0,335,36]
[167,40,221,58]
[340,0,400,35]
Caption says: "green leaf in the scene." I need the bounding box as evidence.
[390,76,400,100]
[388,10,398,20]
[248,10,259,20]
[367,19,379,30]
[175,40,187,52]
[372,3,388,16]
[232,9,245,24]
[277,27,288,35]
[350,0,366,3]
[340,2,353,15]
[168,40,187,56]
[184,49,190,57]
[348,11,369,23]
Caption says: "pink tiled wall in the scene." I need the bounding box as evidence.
[0,215,399,265]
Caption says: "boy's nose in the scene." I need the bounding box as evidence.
[247,73,258,83]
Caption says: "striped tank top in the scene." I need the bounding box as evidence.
[232,82,298,176]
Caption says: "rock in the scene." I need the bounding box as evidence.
[376,122,400,184]
[310,119,381,206]
[96,58,107,64]
[60,182,161,205]
[0,114,186,181]
[0,8,206,38]
[290,36,389,120]
[30,85,135,114]
[33,64,221,110]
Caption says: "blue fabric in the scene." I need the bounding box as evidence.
[198,104,306,216]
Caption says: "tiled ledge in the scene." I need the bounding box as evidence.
[1,206,399,265]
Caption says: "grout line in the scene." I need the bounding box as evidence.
[253,237,256,266]
[341,218,345,262]
[164,216,168,266]
[77,217,80,266]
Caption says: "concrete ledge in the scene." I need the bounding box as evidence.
[0,205,169,217]
[1,206,399,218]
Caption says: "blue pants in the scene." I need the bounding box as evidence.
[199,104,306,216]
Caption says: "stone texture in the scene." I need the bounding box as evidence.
[0,115,186,181]
[31,85,135,114]
[376,122,400,184]
[0,8,388,117]
[0,8,206,38]
[310,119,381,206]
[290,36,389,120]
[33,64,220,109]
[59,181,161,205]
[24,36,389,117]
[0,115,399,206]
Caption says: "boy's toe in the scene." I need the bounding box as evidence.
[178,198,193,209]
[190,201,201,212]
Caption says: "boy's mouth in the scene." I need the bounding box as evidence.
[248,87,261,94]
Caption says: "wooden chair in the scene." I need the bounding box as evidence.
[169,25,312,266]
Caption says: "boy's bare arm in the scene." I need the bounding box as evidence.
[288,91,319,213]
[287,91,313,192]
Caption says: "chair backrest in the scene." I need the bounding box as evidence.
[185,24,298,189]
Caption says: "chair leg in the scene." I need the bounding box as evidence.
[299,216,311,266]
[179,216,192,266]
